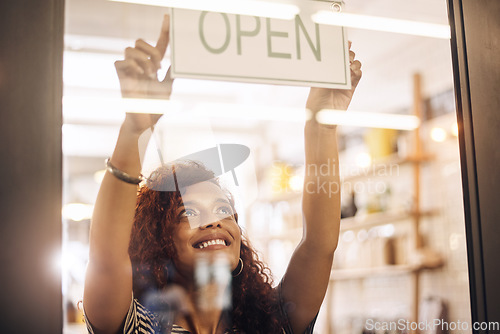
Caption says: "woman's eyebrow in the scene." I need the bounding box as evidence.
[180,198,230,207]
[215,198,231,204]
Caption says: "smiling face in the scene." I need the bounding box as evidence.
[171,181,241,279]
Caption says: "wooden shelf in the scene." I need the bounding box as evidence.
[256,210,437,242]
[255,75,439,327]
[260,154,434,203]
[331,264,421,281]
[340,209,437,231]
[341,153,434,183]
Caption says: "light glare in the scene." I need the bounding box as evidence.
[451,122,459,137]
[355,152,372,168]
[316,109,420,131]
[312,11,451,39]
[93,169,106,184]
[288,175,304,192]
[62,203,94,222]
[430,127,447,142]
[109,0,300,20]
[195,102,309,122]
[63,96,183,117]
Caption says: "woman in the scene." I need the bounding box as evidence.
[83,15,362,334]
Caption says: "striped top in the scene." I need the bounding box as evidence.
[84,287,316,334]
[85,298,239,334]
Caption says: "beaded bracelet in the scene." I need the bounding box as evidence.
[105,158,143,185]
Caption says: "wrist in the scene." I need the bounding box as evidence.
[109,124,144,177]
[306,114,338,131]
[121,112,159,137]
[120,119,147,138]
[105,158,143,185]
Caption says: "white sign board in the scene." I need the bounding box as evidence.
[170,8,351,89]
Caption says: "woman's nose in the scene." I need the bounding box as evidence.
[200,220,222,229]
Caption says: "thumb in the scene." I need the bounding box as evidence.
[162,66,174,90]
[156,14,170,59]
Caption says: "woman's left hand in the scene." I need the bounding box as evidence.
[306,42,362,114]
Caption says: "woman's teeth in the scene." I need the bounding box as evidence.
[197,239,226,249]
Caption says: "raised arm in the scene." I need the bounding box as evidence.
[83,16,172,333]
[281,45,362,334]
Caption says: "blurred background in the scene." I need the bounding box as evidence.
[61,0,470,333]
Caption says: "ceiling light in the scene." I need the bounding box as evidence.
[65,34,135,53]
[194,102,311,122]
[63,96,183,121]
[108,0,300,20]
[62,203,94,222]
[430,127,447,142]
[288,174,304,192]
[64,96,419,130]
[63,97,309,124]
[315,109,420,130]
[311,11,451,39]
[121,98,183,114]
[355,152,372,168]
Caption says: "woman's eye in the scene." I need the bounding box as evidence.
[180,208,197,218]
[216,206,233,216]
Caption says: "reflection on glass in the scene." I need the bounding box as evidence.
[62,1,470,333]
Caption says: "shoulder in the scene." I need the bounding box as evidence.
[83,297,159,334]
[125,298,159,333]
[276,283,317,334]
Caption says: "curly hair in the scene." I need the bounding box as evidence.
[128,161,285,333]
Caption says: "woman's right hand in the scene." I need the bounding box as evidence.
[115,14,173,134]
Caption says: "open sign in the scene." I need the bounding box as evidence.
[170,8,351,89]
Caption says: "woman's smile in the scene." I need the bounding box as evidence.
[192,233,231,250]
[172,181,242,274]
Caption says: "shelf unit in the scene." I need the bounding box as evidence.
[340,209,437,232]
[331,264,421,281]
[323,74,443,333]
[250,74,444,333]
[341,153,434,183]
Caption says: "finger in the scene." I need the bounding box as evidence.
[162,66,175,92]
[125,47,156,79]
[352,70,362,89]
[351,63,362,88]
[350,59,361,71]
[135,39,162,70]
[156,14,170,59]
[349,50,355,64]
[348,40,352,50]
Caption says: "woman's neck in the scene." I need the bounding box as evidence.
[175,298,228,334]
[173,276,231,334]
